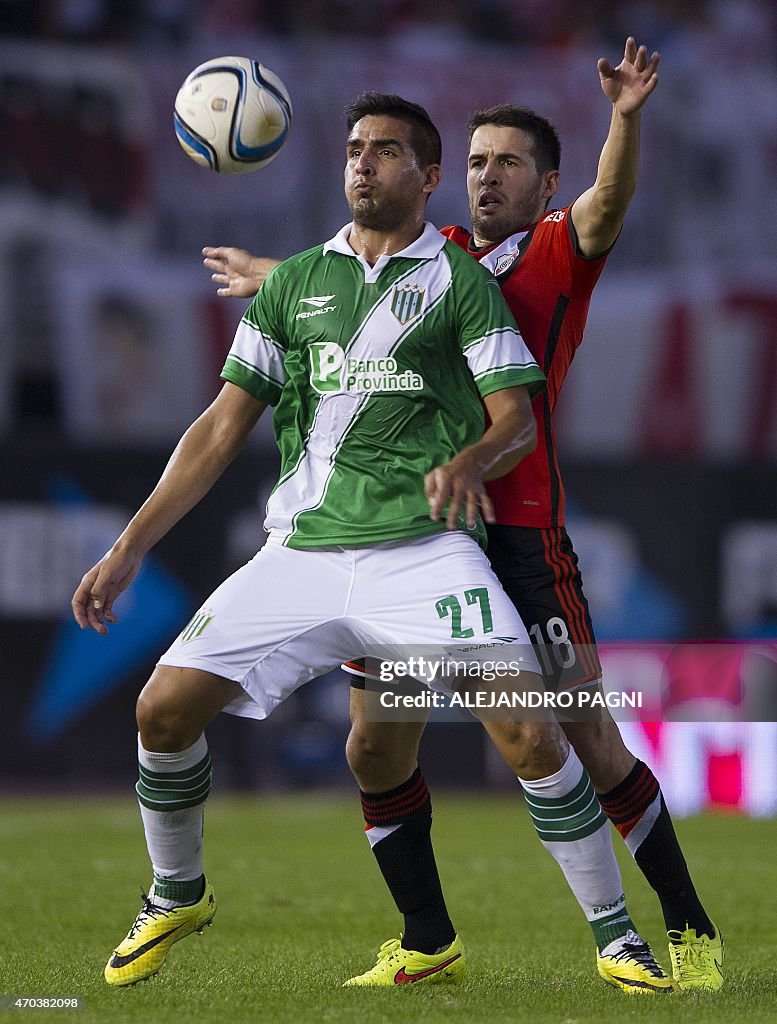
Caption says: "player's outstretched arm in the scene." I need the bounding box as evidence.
[424,385,536,531]
[202,246,281,298]
[71,382,267,634]
[571,36,660,258]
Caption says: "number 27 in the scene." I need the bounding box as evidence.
[435,588,493,638]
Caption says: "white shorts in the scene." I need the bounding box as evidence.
[159,530,539,719]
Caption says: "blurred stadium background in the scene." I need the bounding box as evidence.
[1,0,777,817]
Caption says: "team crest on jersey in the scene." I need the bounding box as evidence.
[494,251,520,275]
[390,286,424,324]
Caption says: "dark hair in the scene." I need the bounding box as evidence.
[345,92,442,167]
[466,104,560,174]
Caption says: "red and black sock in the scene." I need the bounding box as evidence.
[599,760,714,936]
[360,767,455,955]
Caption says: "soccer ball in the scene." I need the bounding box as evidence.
[173,56,292,174]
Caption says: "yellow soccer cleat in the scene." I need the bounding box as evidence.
[668,924,724,992]
[343,934,466,987]
[104,880,216,986]
[597,930,674,995]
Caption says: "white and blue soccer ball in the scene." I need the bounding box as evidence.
[174,56,292,174]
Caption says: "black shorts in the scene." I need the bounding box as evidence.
[345,525,601,693]
[484,524,601,691]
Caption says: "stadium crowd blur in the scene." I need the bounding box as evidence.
[2,0,776,425]
[2,0,775,56]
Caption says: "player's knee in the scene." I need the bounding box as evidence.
[345,725,419,791]
[345,727,386,775]
[136,682,196,752]
[510,722,554,774]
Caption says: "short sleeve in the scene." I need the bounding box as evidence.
[220,274,288,406]
[455,254,546,399]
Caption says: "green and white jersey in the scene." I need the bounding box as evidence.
[221,222,546,549]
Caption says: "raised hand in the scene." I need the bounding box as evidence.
[598,36,660,116]
[202,246,278,299]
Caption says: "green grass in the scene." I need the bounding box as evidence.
[1,794,774,1023]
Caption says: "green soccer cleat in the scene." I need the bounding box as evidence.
[597,930,674,995]
[343,934,466,987]
[668,924,724,992]
[104,880,216,986]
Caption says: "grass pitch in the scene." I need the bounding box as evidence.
[1,793,774,1023]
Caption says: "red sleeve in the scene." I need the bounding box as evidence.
[561,205,611,299]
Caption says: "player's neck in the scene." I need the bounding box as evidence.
[471,221,536,250]
[470,231,497,250]
[347,218,425,267]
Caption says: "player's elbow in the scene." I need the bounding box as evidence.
[522,417,538,455]
[208,415,250,460]
[485,423,536,481]
[194,402,254,464]
[510,415,537,463]
[504,398,537,456]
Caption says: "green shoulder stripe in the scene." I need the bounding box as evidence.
[221,357,283,405]
[476,366,546,398]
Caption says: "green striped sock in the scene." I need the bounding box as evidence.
[591,901,637,951]
[136,752,212,811]
[520,750,635,950]
[522,769,608,842]
[153,873,205,904]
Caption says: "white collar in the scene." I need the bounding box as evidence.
[475,229,530,276]
[323,222,445,282]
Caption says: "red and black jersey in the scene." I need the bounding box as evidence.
[441,207,608,528]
